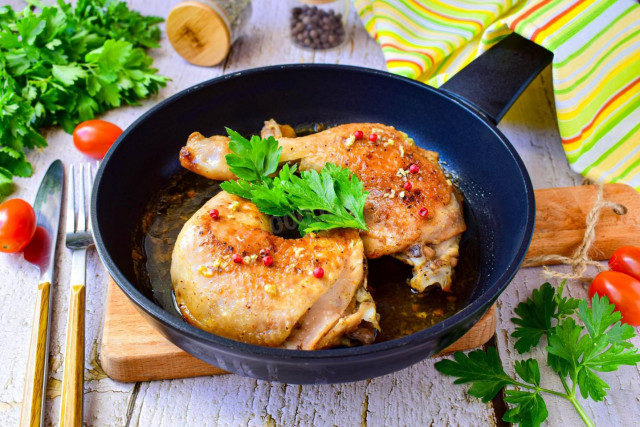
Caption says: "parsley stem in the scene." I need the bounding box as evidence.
[287,213,301,225]
[511,382,569,399]
[559,375,572,395]
[567,394,595,427]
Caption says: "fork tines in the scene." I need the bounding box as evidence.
[66,163,98,239]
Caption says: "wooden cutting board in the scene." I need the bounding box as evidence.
[100,184,640,382]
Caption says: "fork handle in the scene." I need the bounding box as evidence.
[60,250,86,427]
[20,281,52,427]
[60,284,85,427]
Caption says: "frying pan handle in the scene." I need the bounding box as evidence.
[439,33,553,124]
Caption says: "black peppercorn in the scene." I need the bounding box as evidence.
[290,4,346,49]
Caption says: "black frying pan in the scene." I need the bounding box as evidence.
[92,34,552,384]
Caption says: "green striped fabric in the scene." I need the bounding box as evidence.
[354,0,640,190]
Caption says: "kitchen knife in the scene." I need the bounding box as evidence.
[20,160,64,427]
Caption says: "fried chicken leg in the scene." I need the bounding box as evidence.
[179,122,465,292]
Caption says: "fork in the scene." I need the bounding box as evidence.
[60,163,96,427]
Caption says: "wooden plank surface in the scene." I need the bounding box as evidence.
[1,0,638,426]
[99,183,640,383]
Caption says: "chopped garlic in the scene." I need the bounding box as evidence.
[344,135,355,147]
[243,256,251,264]
[399,145,404,157]
[405,137,415,145]
[383,189,396,199]
[396,168,408,178]
[227,214,235,219]
[212,259,221,268]
[264,284,277,295]
[228,201,240,211]
[249,254,259,263]
[383,139,395,147]
[293,247,304,257]
[399,191,405,199]
[372,127,381,133]
[198,265,214,277]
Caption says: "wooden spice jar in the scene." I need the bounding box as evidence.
[167,0,252,66]
[288,0,351,50]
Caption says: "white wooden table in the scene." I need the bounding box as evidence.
[1,1,639,426]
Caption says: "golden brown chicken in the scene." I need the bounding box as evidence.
[179,121,466,292]
[171,191,378,349]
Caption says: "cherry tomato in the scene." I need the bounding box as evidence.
[589,271,640,326]
[609,246,640,282]
[0,199,37,253]
[72,119,123,159]
[23,226,50,266]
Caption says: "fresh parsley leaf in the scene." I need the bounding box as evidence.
[219,178,253,200]
[503,390,548,427]
[511,281,579,354]
[511,283,558,353]
[439,282,640,426]
[221,131,368,235]
[225,128,281,181]
[513,358,541,387]
[0,0,168,196]
[285,166,368,233]
[434,348,517,402]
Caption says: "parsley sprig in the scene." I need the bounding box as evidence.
[219,128,368,235]
[0,0,168,197]
[435,282,640,426]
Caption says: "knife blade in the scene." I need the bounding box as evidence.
[20,160,64,427]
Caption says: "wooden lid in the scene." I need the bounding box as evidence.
[166,1,231,67]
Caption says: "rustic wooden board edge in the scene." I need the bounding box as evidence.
[100,281,495,382]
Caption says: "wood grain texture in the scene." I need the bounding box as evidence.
[525,184,640,265]
[166,1,231,66]
[59,285,85,427]
[100,281,227,382]
[20,281,51,427]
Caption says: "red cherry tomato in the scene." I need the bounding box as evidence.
[609,246,640,282]
[589,271,640,326]
[23,226,50,266]
[0,199,37,253]
[72,119,123,159]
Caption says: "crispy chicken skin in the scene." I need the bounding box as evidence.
[179,121,466,292]
[171,191,378,349]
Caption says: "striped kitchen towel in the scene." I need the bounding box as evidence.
[354,0,640,190]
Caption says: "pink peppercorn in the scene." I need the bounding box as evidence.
[313,267,324,278]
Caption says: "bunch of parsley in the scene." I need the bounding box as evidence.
[0,0,168,196]
[435,282,640,426]
[219,128,369,235]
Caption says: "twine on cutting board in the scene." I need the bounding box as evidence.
[522,183,627,282]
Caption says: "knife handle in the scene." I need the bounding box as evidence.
[59,284,85,427]
[20,281,52,427]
